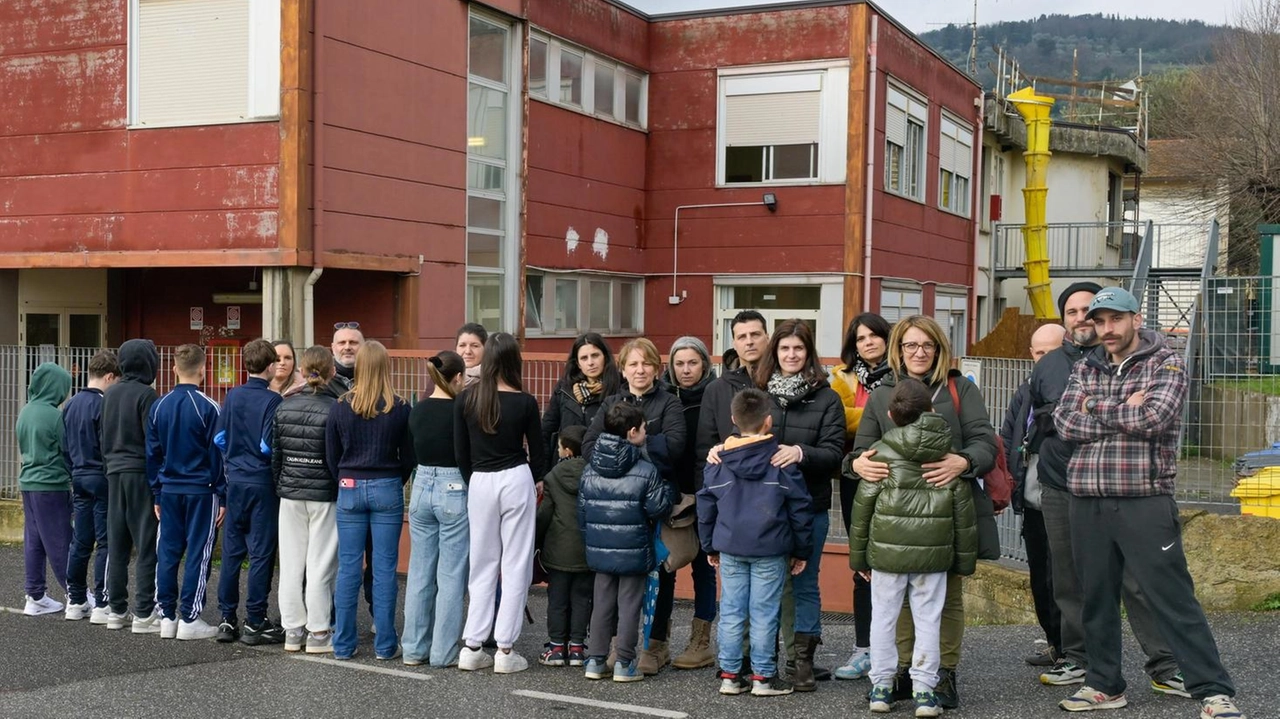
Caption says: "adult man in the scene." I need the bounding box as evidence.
[999,324,1065,666]
[695,310,768,471]
[1027,283,1183,693]
[331,322,363,391]
[1053,288,1243,718]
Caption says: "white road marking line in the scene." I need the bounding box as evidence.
[1,606,30,615]
[512,690,689,718]
[289,654,433,680]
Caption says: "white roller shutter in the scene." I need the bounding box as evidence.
[724,91,820,147]
[940,116,973,178]
[136,0,250,125]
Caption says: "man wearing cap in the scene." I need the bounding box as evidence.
[1052,287,1242,717]
[1026,283,1181,693]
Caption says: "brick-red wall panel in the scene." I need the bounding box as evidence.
[648,7,850,73]
[0,0,125,55]
[328,0,467,74]
[0,48,127,135]
[529,0,649,70]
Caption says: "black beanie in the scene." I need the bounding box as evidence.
[1058,281,1102,318]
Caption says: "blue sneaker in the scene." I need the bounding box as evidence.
[913,690,943,718]
[584,656,609,680]
[835,649,871,680]
[613,658,643,683]
[869,684,894,713]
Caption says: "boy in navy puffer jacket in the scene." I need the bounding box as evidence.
[577,403,671,683]
[697,388,814,698]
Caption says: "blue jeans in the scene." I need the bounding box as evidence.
[717,554,789,677]
[67,474,109,606]
[792,510,828,635]
[402,466,469,666]
[217,482,278,624]
[334,477,403,659]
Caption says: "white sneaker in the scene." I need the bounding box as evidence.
[106,610,129,630]
[64,601,92,621]
[131,610,162,634]
[90,606,111,625]
[24,594,64,616]
[494,650,529,674]
[458,646,494,671]
[176,617,220,641]
[160,617,179,639]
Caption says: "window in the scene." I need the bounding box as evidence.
[130,0,280,127]
[935,292,968,354]
[885,82,927,200]
[530,31,647,130]
[939,113,973,216]
[526,271,643,334]
[718,64,849,185]
[879,286,922,324]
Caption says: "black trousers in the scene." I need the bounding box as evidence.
[1021,506,1061,653]
[840,475,872,647]
[105,472,159,616]
[1070,494,1235,699]
[546,568,594,645]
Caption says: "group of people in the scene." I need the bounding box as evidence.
[13,291,1244,718]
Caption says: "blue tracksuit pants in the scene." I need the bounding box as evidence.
[156,492,219,622]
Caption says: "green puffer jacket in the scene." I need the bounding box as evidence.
[536,456,589,573]
[848,412,978,576]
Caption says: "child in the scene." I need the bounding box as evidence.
[696,387,814,697]
[848,378,977,717]
[536,424,592,667]
[213,338,284,644]
[62,350,118,622]
[102,339,161,631]
[577,403,671,682]
[147,344,224,640]
[16,362,73,616]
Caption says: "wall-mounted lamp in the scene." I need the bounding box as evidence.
[763,193,778,213]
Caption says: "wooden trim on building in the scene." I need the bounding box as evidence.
[0,250,303,269]
[842,2,870,322]
[278,0,312,254]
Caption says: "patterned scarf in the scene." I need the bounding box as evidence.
[572,377,605,405]
[767,371,811,408]
[852,357,891,393]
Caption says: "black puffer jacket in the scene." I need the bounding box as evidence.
[582,385,686,476]
[577,434,672,575]
[272,379,343,502]
[1027,340,1087,492]
[694,366,755,475]
[765,379,846,513]
[660,369,716,494]
[541,381,607,471]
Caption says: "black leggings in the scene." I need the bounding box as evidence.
[840,475,872,647]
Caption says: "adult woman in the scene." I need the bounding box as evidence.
[849,315,998,709]
[828,313,893,681]
[455,323,487,388]
[751,319,844,692]
[541,333,621,466]
[653,336,718,671]
[403,351,468,667]
[324,341,415,661]
[270,340,307,396]
[272,346,343,654]
[456,333,545,674]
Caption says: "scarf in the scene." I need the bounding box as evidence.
[572,377,604,405]
[766,371,811,409]
[852,357,891,393]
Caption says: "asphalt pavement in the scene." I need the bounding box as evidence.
[1,543,1274,719]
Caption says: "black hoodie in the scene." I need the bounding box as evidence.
[102,339,160,476]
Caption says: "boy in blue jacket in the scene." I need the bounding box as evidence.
[147,344,225,640]
[213,338,283,644]
[578,403,672,683]
[697,387,814,698]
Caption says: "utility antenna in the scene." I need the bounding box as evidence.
[926,0,980,77]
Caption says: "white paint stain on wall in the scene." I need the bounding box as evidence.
[566,227,580,253]
[592,228,609,260]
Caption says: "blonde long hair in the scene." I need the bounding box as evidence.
[345,340,399,418]
[887,315,953,387]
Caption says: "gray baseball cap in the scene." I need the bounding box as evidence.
[1086,287,1141,319]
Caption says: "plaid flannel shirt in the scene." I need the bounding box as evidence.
[1053,330,1188,498]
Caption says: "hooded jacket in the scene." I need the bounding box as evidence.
[582,384,686,478]
[849,413,978,576]
[16,362,72,492]
[536,456,589,573]
[577,433,672,575]
[1027,339,1088,492]
[764,377,846,513]
[1054,330,1187,498]
[660,366,717,494]
[102,339,159,476]
[214,376,283,486]
[146,383,224,498]
[697,434,813,559]
[272,378,343,502]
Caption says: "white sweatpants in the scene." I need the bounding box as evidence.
[869,569,948,691]
[461,465,536,649]
[277,498,339,633]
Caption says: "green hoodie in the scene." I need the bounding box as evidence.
[16,362,72,492]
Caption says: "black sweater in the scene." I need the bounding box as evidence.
[410,398,457,468]
[324,397,415,481]
[454,390,545,481]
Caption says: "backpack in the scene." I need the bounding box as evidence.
[948,378,1014,513]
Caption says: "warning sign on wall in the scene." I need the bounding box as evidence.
[189,307,204,331]
[227,306,241,330]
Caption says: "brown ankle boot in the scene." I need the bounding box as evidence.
[672,618,716,669]
[792,633,821,692]
[638,639,668,675]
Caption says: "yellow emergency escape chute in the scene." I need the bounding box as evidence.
[1008,86,1058,320]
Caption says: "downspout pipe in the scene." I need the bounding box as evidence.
[305,0,327,347]
[862,15,879,312]
[970,93,984,344]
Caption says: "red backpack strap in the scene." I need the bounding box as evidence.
[947,377,960,415]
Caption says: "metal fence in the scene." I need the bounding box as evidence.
[993,222,1209,275]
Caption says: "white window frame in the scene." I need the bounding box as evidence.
[715,61,848,187]
[938,111,974,217]
[878,283,923,324]
[934,290,969,355]
[529,30,648,131]
[884,79,928,202]
[525,270,644,336]
[711,274,844,357]
[128,0,281,128]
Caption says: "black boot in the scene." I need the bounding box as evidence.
[891,665,912,701]
[792,633,821,692]
[935,667,960,709]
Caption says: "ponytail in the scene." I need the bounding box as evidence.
[427,350,465,398]
[299,345,335,393]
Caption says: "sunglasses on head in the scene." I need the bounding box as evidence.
[333,321,361,330]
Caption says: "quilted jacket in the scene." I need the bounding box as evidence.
[577,433,672,575]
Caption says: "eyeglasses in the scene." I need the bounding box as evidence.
[333,321,361,330]
[900,342,938,355]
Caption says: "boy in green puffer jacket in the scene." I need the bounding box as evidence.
[536,425,592,668]
[849,379,977,718]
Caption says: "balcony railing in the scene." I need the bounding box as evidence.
[993,222,1208,276]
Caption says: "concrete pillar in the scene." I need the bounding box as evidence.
[262,267,311,346]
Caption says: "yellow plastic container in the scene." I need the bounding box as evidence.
[1230,467,1280,519]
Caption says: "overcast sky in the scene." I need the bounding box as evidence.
[629,0,1234,34]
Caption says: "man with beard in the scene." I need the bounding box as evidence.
[1027,283,1183,696]
[1052,288,1242,718]
[331,322,363,391]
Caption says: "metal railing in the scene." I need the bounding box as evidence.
[993,222,1210,276]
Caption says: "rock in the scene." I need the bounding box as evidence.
[1181,509,1280,611]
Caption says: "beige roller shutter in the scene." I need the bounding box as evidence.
[136,0,250,126]
[724,91,820,147]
